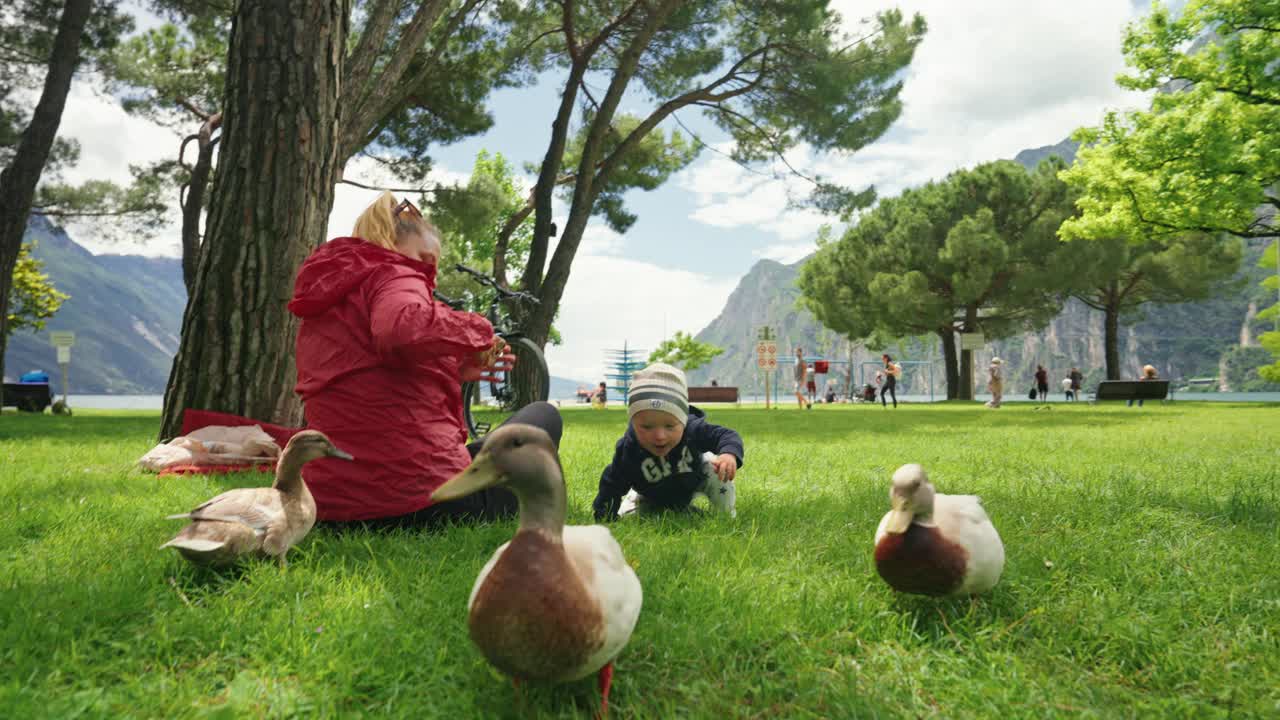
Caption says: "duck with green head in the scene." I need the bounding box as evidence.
[433,424,642,717]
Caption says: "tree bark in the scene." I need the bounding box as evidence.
[1104,303,1121,381]
[958,306,979,400]
[180,113,222,294]
[938,327,959,399]
[0,0,92,389]
[159,0,349,439]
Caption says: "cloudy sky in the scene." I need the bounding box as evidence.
[56,0,1156,383]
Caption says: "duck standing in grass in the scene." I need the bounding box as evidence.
[873,464,1004,596]
[432,424,641,717]
[162,430,352,567]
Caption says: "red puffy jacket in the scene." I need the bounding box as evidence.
[287,238,494,521]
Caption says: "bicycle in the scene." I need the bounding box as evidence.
[434,264,550,441]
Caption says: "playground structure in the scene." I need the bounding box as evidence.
[603,343,647,404]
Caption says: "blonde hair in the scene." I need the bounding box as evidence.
[351,191,438,251]
[1142,364,1158,379]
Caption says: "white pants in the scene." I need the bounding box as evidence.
[619,451,737,518]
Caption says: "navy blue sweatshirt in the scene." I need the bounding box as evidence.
[592,406,744,520]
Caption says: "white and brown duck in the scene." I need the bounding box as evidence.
[162,430,352,568]
[432,424,642,717]
[873,463,1004,596]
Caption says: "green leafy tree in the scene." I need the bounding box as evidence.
[1059,0,1280,243]
[503,1,927,360]
[1256,241,1280,381]
[109,1,529,297]
[649,331,723,372]
[6,244,68,339]
[1068,234,1243,379]
[428,150,534,299]
[799,160,1079,400]
[153,1,545,437]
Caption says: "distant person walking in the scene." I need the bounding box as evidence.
[1061,376,1074,401]
[1069,367,1083,401]
[1128,364,1159,407]
[880,353,899,408]
[794,347,811,409]
[1035,364,1049,402]
[805,364,818,406]
[986,357,1004,408]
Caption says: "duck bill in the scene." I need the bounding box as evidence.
[884,498,913,534]
[328,446,354,461]
[432,451,504,502]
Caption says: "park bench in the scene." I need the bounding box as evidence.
[687,386,740,404]
[1089,380,1170,405]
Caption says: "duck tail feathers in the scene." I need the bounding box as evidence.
[161,538,226,553]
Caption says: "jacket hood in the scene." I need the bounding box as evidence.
[288,237,437,317]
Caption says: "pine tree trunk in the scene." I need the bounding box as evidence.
[958,307,979,400]
[0,0,92,390]
[159,0,348,439]
[1104,304,1121,381]
[938,327,959,399]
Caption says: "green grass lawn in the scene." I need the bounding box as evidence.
[1,402,1278,718]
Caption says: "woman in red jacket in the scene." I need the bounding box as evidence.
[288,192,561,528]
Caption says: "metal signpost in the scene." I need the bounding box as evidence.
[50,331,74,407]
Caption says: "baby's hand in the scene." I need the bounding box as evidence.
[712,453,737,482]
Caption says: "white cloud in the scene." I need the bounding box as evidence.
[328,157,471,241]
[54,82,184,257]
[679,0,1151,241]
[543,224,737,382]
[49,82,470,257]
[753,243,815,265]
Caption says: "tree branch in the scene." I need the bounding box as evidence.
[175,97,213,121]
[343,0,401,108]
[340,0,452,162]
[337,177,440,194]
[1123,185,1276,239]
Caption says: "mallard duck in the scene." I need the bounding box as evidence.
[432,424,641,717]
[873,463,1004,596]
[162,430,352,567]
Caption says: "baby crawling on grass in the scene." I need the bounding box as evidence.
[592,363,744,520]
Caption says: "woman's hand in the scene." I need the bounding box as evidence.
[460,337,516,384]
[711,453,738,482]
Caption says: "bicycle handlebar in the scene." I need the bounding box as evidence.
[454,264,540,305]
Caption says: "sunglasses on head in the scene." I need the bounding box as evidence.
[392,198,422,220]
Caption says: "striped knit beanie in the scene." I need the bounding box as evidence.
[628,363,689,425]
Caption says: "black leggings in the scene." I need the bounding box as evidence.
[881,376,897,408]
[322,401,562,531]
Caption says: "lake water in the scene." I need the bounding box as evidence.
[63,391,1280,411]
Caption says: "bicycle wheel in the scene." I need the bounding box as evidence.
[463,335,550,441]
